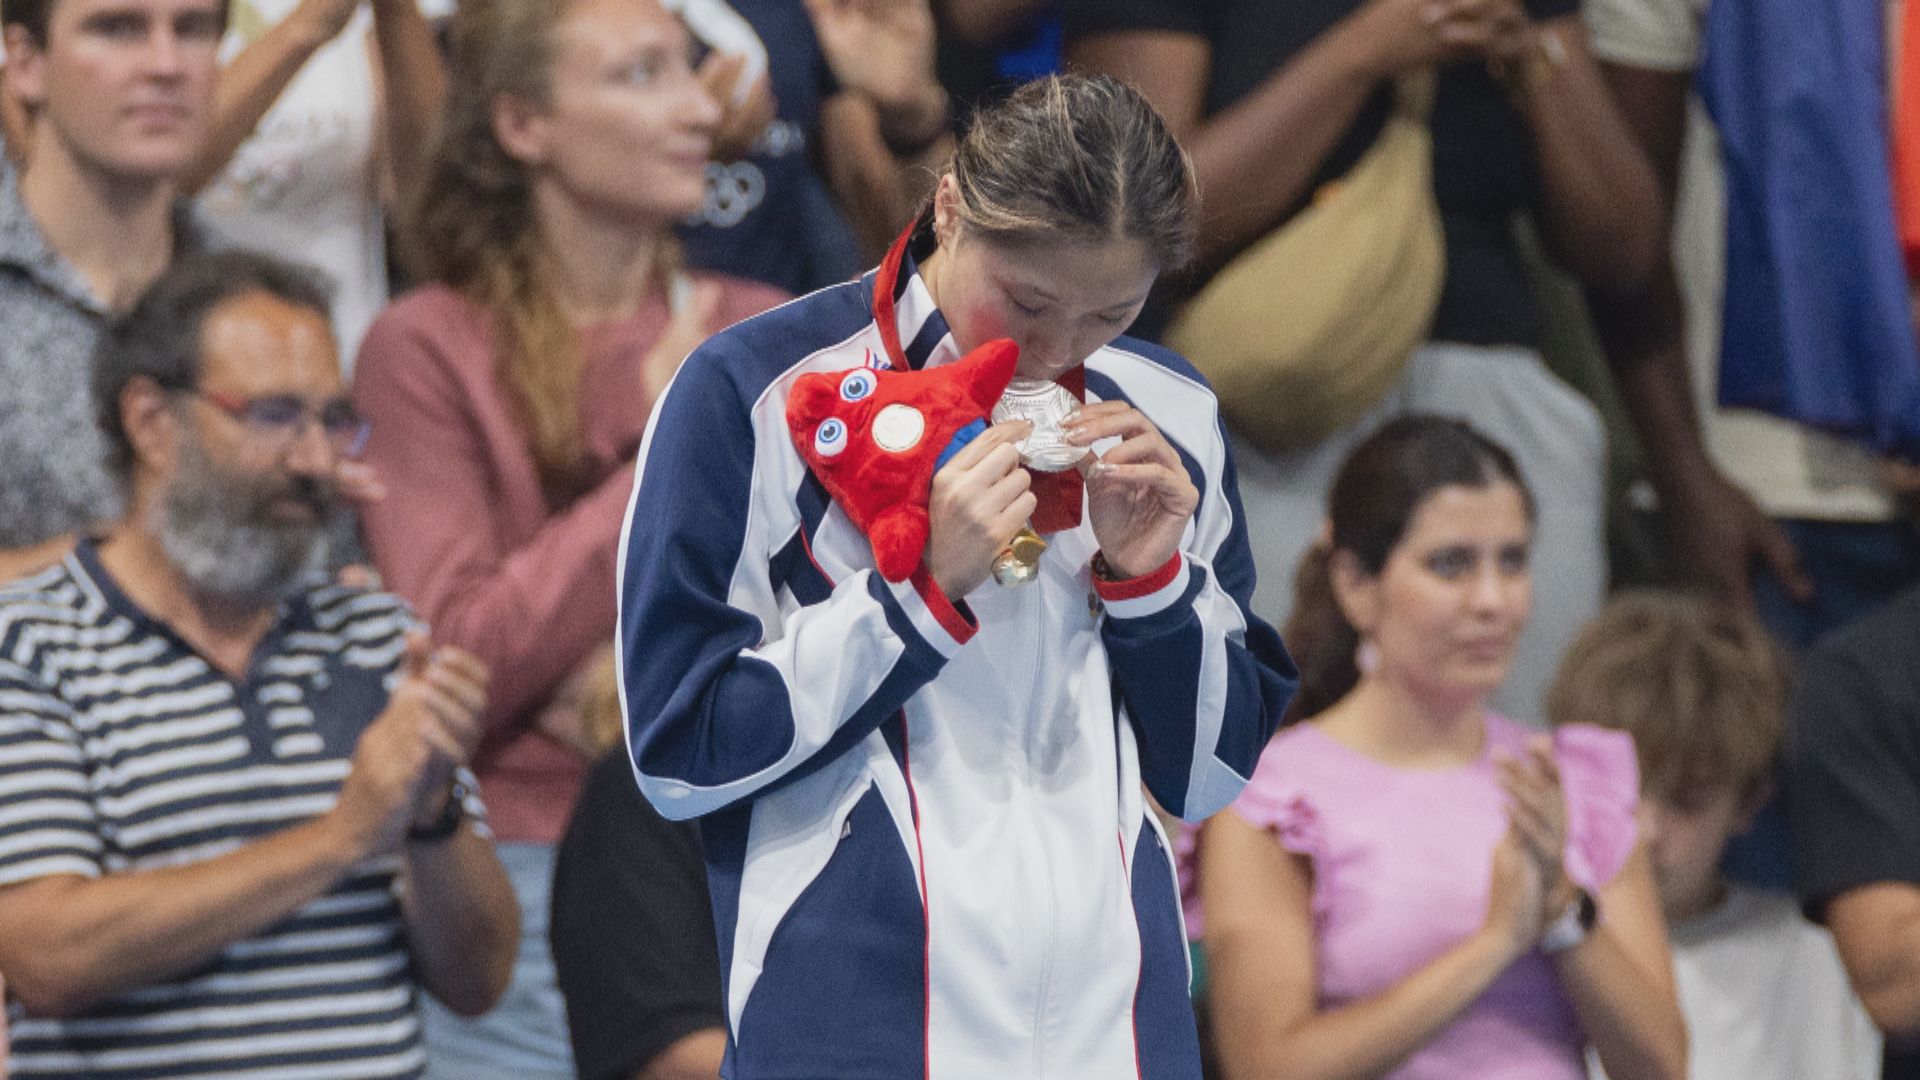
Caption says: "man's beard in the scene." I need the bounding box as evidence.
[149,432,334,608]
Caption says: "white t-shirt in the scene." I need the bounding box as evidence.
[196,0,386,371]
[1589,886,1881,1080]
[0,0,451,369]
[1584,0,1896,521]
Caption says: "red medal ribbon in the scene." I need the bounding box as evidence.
[1897,0,1920,276]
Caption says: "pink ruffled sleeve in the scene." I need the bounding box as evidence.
[1229,782,1330,862]
[1555,724,1642,891]
[1175,761,1328,939]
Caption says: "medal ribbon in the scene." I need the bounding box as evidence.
[1898,0,1920,275]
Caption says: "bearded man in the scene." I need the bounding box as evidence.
[0,249,519,1080]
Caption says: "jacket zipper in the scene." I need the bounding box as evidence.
[1024,584,1054,1078]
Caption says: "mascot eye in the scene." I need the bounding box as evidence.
[839,370,877,402]
[814,418,849,457]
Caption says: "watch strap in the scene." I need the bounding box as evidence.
[407,778,469,843]
[1540,888,1598,954]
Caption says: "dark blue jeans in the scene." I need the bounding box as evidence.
[1723,517,1920,889]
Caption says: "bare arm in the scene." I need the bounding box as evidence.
[1066,26,1390,271]
[1585,60,1810,606]
[1067,0,1535,272]
[401,815,519,1017]
[180,0,359,194]
[1504,17,1664,289]
[818,91,949,261]
[934,0,1049,45]
[0,815,370,1018]
[1827,882,1920,1035]
[1552,847,1688,1080]
[386,643,516,1019]
[367,0,449,207]
[1200,812,1537,1080]
[635,1029,730,1080]
[0,639,508,1020]
[809,0,951,260]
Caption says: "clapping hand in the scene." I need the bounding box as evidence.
[334,460,386,507]
[332,631,489,855]
[1349,0,1533,75]
[804,0,943,141]
[1484,736,1579,950]
[330,461,385,589]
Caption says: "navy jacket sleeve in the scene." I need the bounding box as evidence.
[1097,409,1297,822]
[616,330,977,821]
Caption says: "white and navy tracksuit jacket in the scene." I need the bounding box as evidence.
[617,250,1298,1080]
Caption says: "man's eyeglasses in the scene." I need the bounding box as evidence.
[188,389,372,458]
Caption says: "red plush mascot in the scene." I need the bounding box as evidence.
[786,339,1021,582]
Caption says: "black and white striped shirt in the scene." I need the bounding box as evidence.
[0,541,484,1079]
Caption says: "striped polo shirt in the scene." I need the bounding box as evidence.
[0,541,484,1079]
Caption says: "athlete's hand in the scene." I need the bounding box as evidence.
[1066,402,1197,580]
[925,420,1034,599]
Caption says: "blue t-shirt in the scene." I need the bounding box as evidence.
[1701,0,1920,459]
[678,0,864,296]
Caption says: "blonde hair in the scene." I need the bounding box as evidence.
[948,74,1197,270]
[1546,589,1789,799]
[405,0,678,487]
[574,644,626,760]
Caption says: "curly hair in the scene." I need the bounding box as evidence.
[1547,589,1789,800]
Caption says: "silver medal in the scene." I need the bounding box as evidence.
[992,378,1084,473]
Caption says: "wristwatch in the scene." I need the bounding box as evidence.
[407,778,470,844]
[1540,888,1598,954]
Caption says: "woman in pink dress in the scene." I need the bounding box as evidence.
[1189,415,1686,1080]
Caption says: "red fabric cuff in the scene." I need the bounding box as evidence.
[1092,551,1184,602]
[910,564,977,645]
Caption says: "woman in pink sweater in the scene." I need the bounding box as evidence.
[350,0,784,1073]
